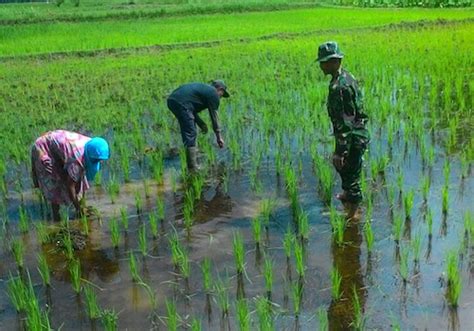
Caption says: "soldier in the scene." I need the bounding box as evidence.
[167,80,229,171]
[316,41,369,217]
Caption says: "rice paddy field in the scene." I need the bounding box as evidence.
[0,1,473,330]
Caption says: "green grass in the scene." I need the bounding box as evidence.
[1,8,473,57]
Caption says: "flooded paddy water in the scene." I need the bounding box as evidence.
[0,130,472,330]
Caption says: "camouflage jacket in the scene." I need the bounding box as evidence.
[327,68,369,155]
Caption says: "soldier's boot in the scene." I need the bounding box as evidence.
[185,147,200,173]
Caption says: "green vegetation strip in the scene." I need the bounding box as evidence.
[0,7,473,57]
[0,21,471,159]
[0,1,322,25]
[2,18,471,61]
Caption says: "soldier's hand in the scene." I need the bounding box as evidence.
[216,135,225,148]
[332,153,345,171]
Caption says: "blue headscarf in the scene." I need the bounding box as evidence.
[84,137,110,181]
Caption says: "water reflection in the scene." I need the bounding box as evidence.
[328,217,366,330]
[43,244,120,283]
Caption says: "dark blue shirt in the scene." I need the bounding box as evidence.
[168,83,221,132]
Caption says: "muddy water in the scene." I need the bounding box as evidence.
[0,135,473,330]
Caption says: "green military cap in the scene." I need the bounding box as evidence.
[316,41,344,62]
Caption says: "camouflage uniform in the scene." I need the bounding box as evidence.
[317,41,369,203]
[327,68,369,203]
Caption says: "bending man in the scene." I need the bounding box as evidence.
[167,80,229,171]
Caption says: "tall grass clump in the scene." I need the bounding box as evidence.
[200,257,212,294]
[101,309,119,331]
[69,258,82,293]
[11,238,24,270]
[446,251,462,307]
[84,284,101,320]
[236,299,250,331]
[37,253,50,287]
[109,217,120,248]
[233,231,245,276]
[331,267,342,300]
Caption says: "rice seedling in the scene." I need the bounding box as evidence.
[183,189,194,236]
[166,299,179,331]
[84,284,101,319]
[291,280,303,317]
[233,231,245,276]
[317,306,328,331]
[37,253,50,287]
[252,216,262,249]
[63,230,75,260]
[364,220,375,253]
[128,251,140,283]
[137,279,157,310]
[169,232,183,270]
[191,318,202,331]
[255,296,273,331]
[101,309,118,331]
[399,245,409,283]
[18,205,29,233]
[294,240,305,278]
[151,151,164,184]
[446,251,462,307]
[200,257,212,294]
[156,197,165,221]
[178,247,191,280]
[421,176,430,202]
[109,217,120,248]
[236,298,250,331]
[35,222,50,244]
[192,173,205,200]
[119,144,131,183]
[24,280,50,331]
[214,276,230,317]
[81,213,89,236]
[351,286,366,330]
[263,254,273,297]
[260,198,274,228]
[143,178,151,199]
[333,213,346,247]
[426,208,433,238]
[6,273,28,312]
[120,207,129,231]
[11,238,24,270]
[283,227,294,260]
[107,174,120,204]
[403,189,414,219]
[443,160,451,187]
[464,211,473,241]
[297,210,309,241]
[69,258,82,293]
[442,185,449,214]
[314,156,333,205]
[330,267,342,300]
[392,213,404,244]
[148,212,159,239]
[412,232,422,263]
[138,223,147,256]
[135,190,143,215]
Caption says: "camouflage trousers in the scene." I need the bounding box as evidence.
[336,144,366,203]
